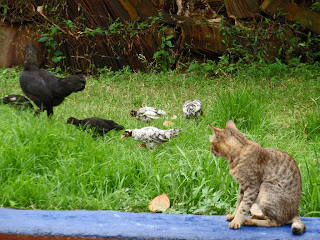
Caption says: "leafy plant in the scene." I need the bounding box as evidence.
[187,60,218,75]
[38,25,64,64]
[310,2,320,11]
[218,16,320,66]
[189,189,230,215]
[153,34,175,72]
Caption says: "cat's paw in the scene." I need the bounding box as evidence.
[229,220,241,229]
[225,214,234,221]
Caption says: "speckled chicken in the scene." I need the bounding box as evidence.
[130,107,167,122]
[1,94,34,110]
[183,100,203,119]
[67,117,124,136]
[121,127,182,149]
[19,44,86,117]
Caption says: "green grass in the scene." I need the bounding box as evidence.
[0,64,319,217]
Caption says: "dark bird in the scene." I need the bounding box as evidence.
[19,44,86,117]
[67,117,124,136]
[1,94,34,110]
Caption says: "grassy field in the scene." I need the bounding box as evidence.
[0,62,319,217]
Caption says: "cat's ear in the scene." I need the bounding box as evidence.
[226,120,237,130]
[209,124,221,133]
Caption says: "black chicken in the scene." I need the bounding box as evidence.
[67,117,124,136]
[19,44,86,117]
[1,94,34,110]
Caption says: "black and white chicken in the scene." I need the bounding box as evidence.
[183,100,203,119]
[67,117,124,136]
[1,94,34,110]
[19,44,86,117]
[121,127,182,149]
[130,107,167,122]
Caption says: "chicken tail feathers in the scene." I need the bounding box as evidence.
[59,74,86,93]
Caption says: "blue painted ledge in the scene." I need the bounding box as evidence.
[0,208,319,240]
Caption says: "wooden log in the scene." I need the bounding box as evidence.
[260,0,320,34]
[225,0,260,19]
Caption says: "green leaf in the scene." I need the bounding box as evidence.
[166,41,173,48]
[166,35,174,41]
[161,63,168,71]
[153,51,162,59]
[51,25,58,35]
[51,56,59,63]
[48,40,57,47]
[38,36,49,42]
[161,50,169,57]
[53,50,63,56]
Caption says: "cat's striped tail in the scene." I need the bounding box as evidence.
[291,216,305,235]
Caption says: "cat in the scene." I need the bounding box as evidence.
[209,120,305,235]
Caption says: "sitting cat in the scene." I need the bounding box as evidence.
[209,120,305,235]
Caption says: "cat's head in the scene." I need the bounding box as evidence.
[209,120,247,158]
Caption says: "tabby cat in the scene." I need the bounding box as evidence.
[209,120,305,235]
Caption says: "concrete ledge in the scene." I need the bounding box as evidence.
[0,209,319,240]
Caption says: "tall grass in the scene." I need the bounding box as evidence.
[0,64,319,217]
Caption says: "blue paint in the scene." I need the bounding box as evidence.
[0,209,319,239]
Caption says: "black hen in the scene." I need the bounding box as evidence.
[19,44,86,117]
[1,94,34,110]
[67,117,124,136]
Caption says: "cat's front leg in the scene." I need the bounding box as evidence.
[229,187,259,229]
[226,187,244,221]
